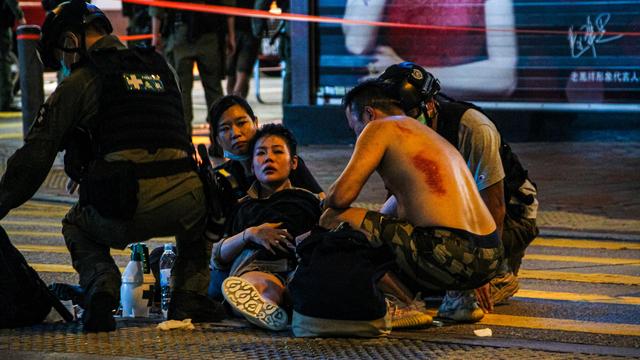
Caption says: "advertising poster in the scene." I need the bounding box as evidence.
[315,0,640,108]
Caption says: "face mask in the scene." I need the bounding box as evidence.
[60,59,71,79]
[416,112,428,126]
[223,150,250,162]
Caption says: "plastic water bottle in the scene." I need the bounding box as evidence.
[121,244,144,317]
[159,244,176,319]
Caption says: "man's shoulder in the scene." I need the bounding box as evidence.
[459,108,499,134]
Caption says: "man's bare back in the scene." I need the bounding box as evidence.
[332,115,495,235]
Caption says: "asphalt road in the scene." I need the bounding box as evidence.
[1,199,638,358]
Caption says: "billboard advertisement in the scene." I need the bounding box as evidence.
[315,0,640,109]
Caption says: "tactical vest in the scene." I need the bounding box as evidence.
[435,98,536,213]
[88,47,190,155]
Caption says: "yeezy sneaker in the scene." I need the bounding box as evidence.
[222,276,288,331]
[386,293,433,329]
[82,290,117,332]
[437,290,484,323]
[168,290,227,323]
[489,272,520,305]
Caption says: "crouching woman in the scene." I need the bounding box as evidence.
[211,124,322,331]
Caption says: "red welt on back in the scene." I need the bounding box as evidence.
[411,154,446,195]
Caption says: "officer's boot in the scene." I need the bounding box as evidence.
[81,271,120,332]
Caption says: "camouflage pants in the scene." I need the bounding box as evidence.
[503,213,538,275]
[361,212,503,291]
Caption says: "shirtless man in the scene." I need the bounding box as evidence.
[320,80,503,322]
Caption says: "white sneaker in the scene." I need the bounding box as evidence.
[222,276,288,331]
[437,290,484,323]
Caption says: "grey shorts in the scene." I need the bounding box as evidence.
[228,247,295,285]
[227,31,260,74]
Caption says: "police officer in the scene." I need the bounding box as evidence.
[0,0,225,332]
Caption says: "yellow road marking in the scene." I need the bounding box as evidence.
[17,244,129,256]
[31,263,154,282]
[532,238,640,250]
[8,210,69,218]
[479,314,640,337]
[422,310,640,336]
[519,269,640,285]
[0,112,21,118]
[2,220,61,227]
[7,230,61,238]
[525,254,640,266]
[0,132,22,140]
[515,289,640,306]
[0,122,20,129]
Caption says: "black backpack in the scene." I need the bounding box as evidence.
[0,225,73,328]
[288,225,395,322]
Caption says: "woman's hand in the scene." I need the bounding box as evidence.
[244,222,294,255]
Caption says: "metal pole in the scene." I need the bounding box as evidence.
[16,25,43,139]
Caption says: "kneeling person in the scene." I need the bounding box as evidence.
[321,80,503,322]
[211,124,322,330]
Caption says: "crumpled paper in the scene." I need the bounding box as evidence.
[473,328,492,337]
[157,318,195,331]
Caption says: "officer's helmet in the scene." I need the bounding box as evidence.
[39,0,113,70]
[377,62,441,117]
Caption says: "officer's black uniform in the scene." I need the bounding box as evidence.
[0,5,223,331]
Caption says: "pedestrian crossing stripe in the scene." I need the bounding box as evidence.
[514,289,640,306]
[532,238,640,250]
[424,312,640,337]
[32,261,640,336]
[28,262,640,306]
[0,122,20,129]
[0,132,22,140]
[525,254,640,266]
[519,270,640,286]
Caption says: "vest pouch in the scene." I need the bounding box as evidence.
[79,160,139,220]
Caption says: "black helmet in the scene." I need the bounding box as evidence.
[377,62,440,115]
[39,0,113,70]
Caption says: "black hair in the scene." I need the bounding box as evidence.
[208,95,256,130]
[207,95,257,156]
[249,123,298,158]
[343,79,403,122]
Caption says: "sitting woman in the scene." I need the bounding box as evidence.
[206,95,323,301]
[211,124,322,331]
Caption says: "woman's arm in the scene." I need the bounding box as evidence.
[217,223,295,264]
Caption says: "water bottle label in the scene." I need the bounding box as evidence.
[160,268,172,287]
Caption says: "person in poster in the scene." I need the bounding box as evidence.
[342,0,518,98]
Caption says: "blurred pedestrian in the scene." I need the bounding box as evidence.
[226,0,259,98]
[151,0,236,135]
[0,0,25,111]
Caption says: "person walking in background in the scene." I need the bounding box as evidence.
[151,0,236,135]
[0,0,25,112]
[226,0,260,98]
